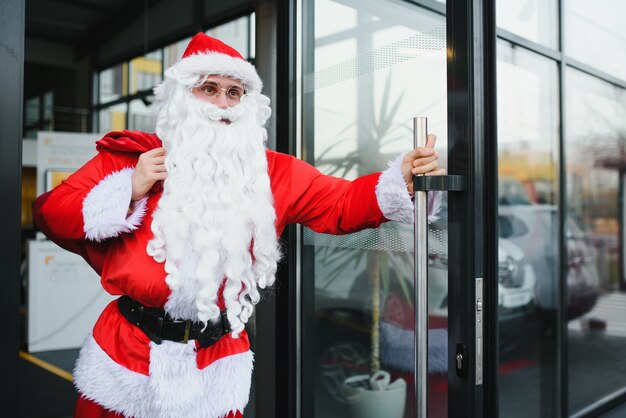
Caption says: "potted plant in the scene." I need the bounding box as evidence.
[313,73,413,418]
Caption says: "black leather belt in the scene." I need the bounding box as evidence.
[117,296,231,348]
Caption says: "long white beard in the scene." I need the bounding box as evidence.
[147,81,280,337]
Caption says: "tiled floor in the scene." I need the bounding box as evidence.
[20,348,626,418]
[19,355,76,418]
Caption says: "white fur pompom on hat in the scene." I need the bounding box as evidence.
[164,32,262,94]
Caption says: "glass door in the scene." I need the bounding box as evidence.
[299,1,450,417]
[298,0,497,417]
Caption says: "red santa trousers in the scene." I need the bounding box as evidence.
[74,395,244,418]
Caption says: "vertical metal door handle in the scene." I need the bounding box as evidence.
[413,116,428,418]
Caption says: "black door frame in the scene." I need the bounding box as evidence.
[253,0,300,417]
[446,0,498,416]
[259,0,500,417]
[0,0,24,415]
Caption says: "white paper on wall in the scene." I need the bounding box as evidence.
[27,239,115,353]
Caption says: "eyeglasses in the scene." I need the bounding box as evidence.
[195,80,246,104]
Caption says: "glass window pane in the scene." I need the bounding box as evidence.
[25,96,40,126]
[302,1,448,417]
[206,15,250,58]
[249,13,256,60]
[565,68,626,414]
[129,49,163,95]
[24,128,38,139]
[43,91,54,121]
[496,0,558,48]
[164,37,191,70]
[98,63,127,104]
[98,102,127,133]
[128,99,156,133]
[565,0,626,82]
[497,40,561,417]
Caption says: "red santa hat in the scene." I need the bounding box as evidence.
[166,32,262,94]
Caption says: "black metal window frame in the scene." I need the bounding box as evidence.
[446,0,497,417]
[23,91,54,138]
[1,0,24,416]
[91,11,256,134]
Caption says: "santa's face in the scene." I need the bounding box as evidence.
[191,75,246,111]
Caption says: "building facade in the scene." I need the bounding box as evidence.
[3,0,626,417]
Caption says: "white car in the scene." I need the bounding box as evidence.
[308,217,537,399]
[498,204,599,319]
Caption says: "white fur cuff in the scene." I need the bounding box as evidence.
[375,154,414,224]
[375,154,443,224]
[83,168,148,242]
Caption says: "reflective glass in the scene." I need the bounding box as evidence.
[164,37,191,70]
[565,0,626,82]
[249,12,256,60]
[206,15,250,59]
[98,102,127,133]
[43,91,54,121]
[302,1,448,417]
[22,167,36,226]
[98,63,127,104]
[496,0,558,48]
[24,92,54,136]
[129,49,163,95]
[497,40,560,418]
[565,68,626,414]
[25,96,40,127]
[128,99,156,133]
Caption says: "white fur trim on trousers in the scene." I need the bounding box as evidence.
[83,168,149,242]
[73,334,253,418]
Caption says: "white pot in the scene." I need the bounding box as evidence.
[342,371,407,418]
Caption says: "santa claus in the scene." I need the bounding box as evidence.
[33,33,443,418]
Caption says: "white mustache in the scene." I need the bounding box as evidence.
[192,95,254,123]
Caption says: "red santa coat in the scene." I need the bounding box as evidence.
[33,130,414,418]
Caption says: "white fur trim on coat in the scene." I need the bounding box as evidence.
[376,154,414,224]
[74,334,253,418]
[166,52,262,94]
[83,168,148,242]
[375,153,442,224]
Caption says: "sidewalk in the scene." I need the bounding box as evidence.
[19,353,76,418]
[569,291,626,337]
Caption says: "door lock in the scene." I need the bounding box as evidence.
[455,343,468,377]
[456,353,464,369]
